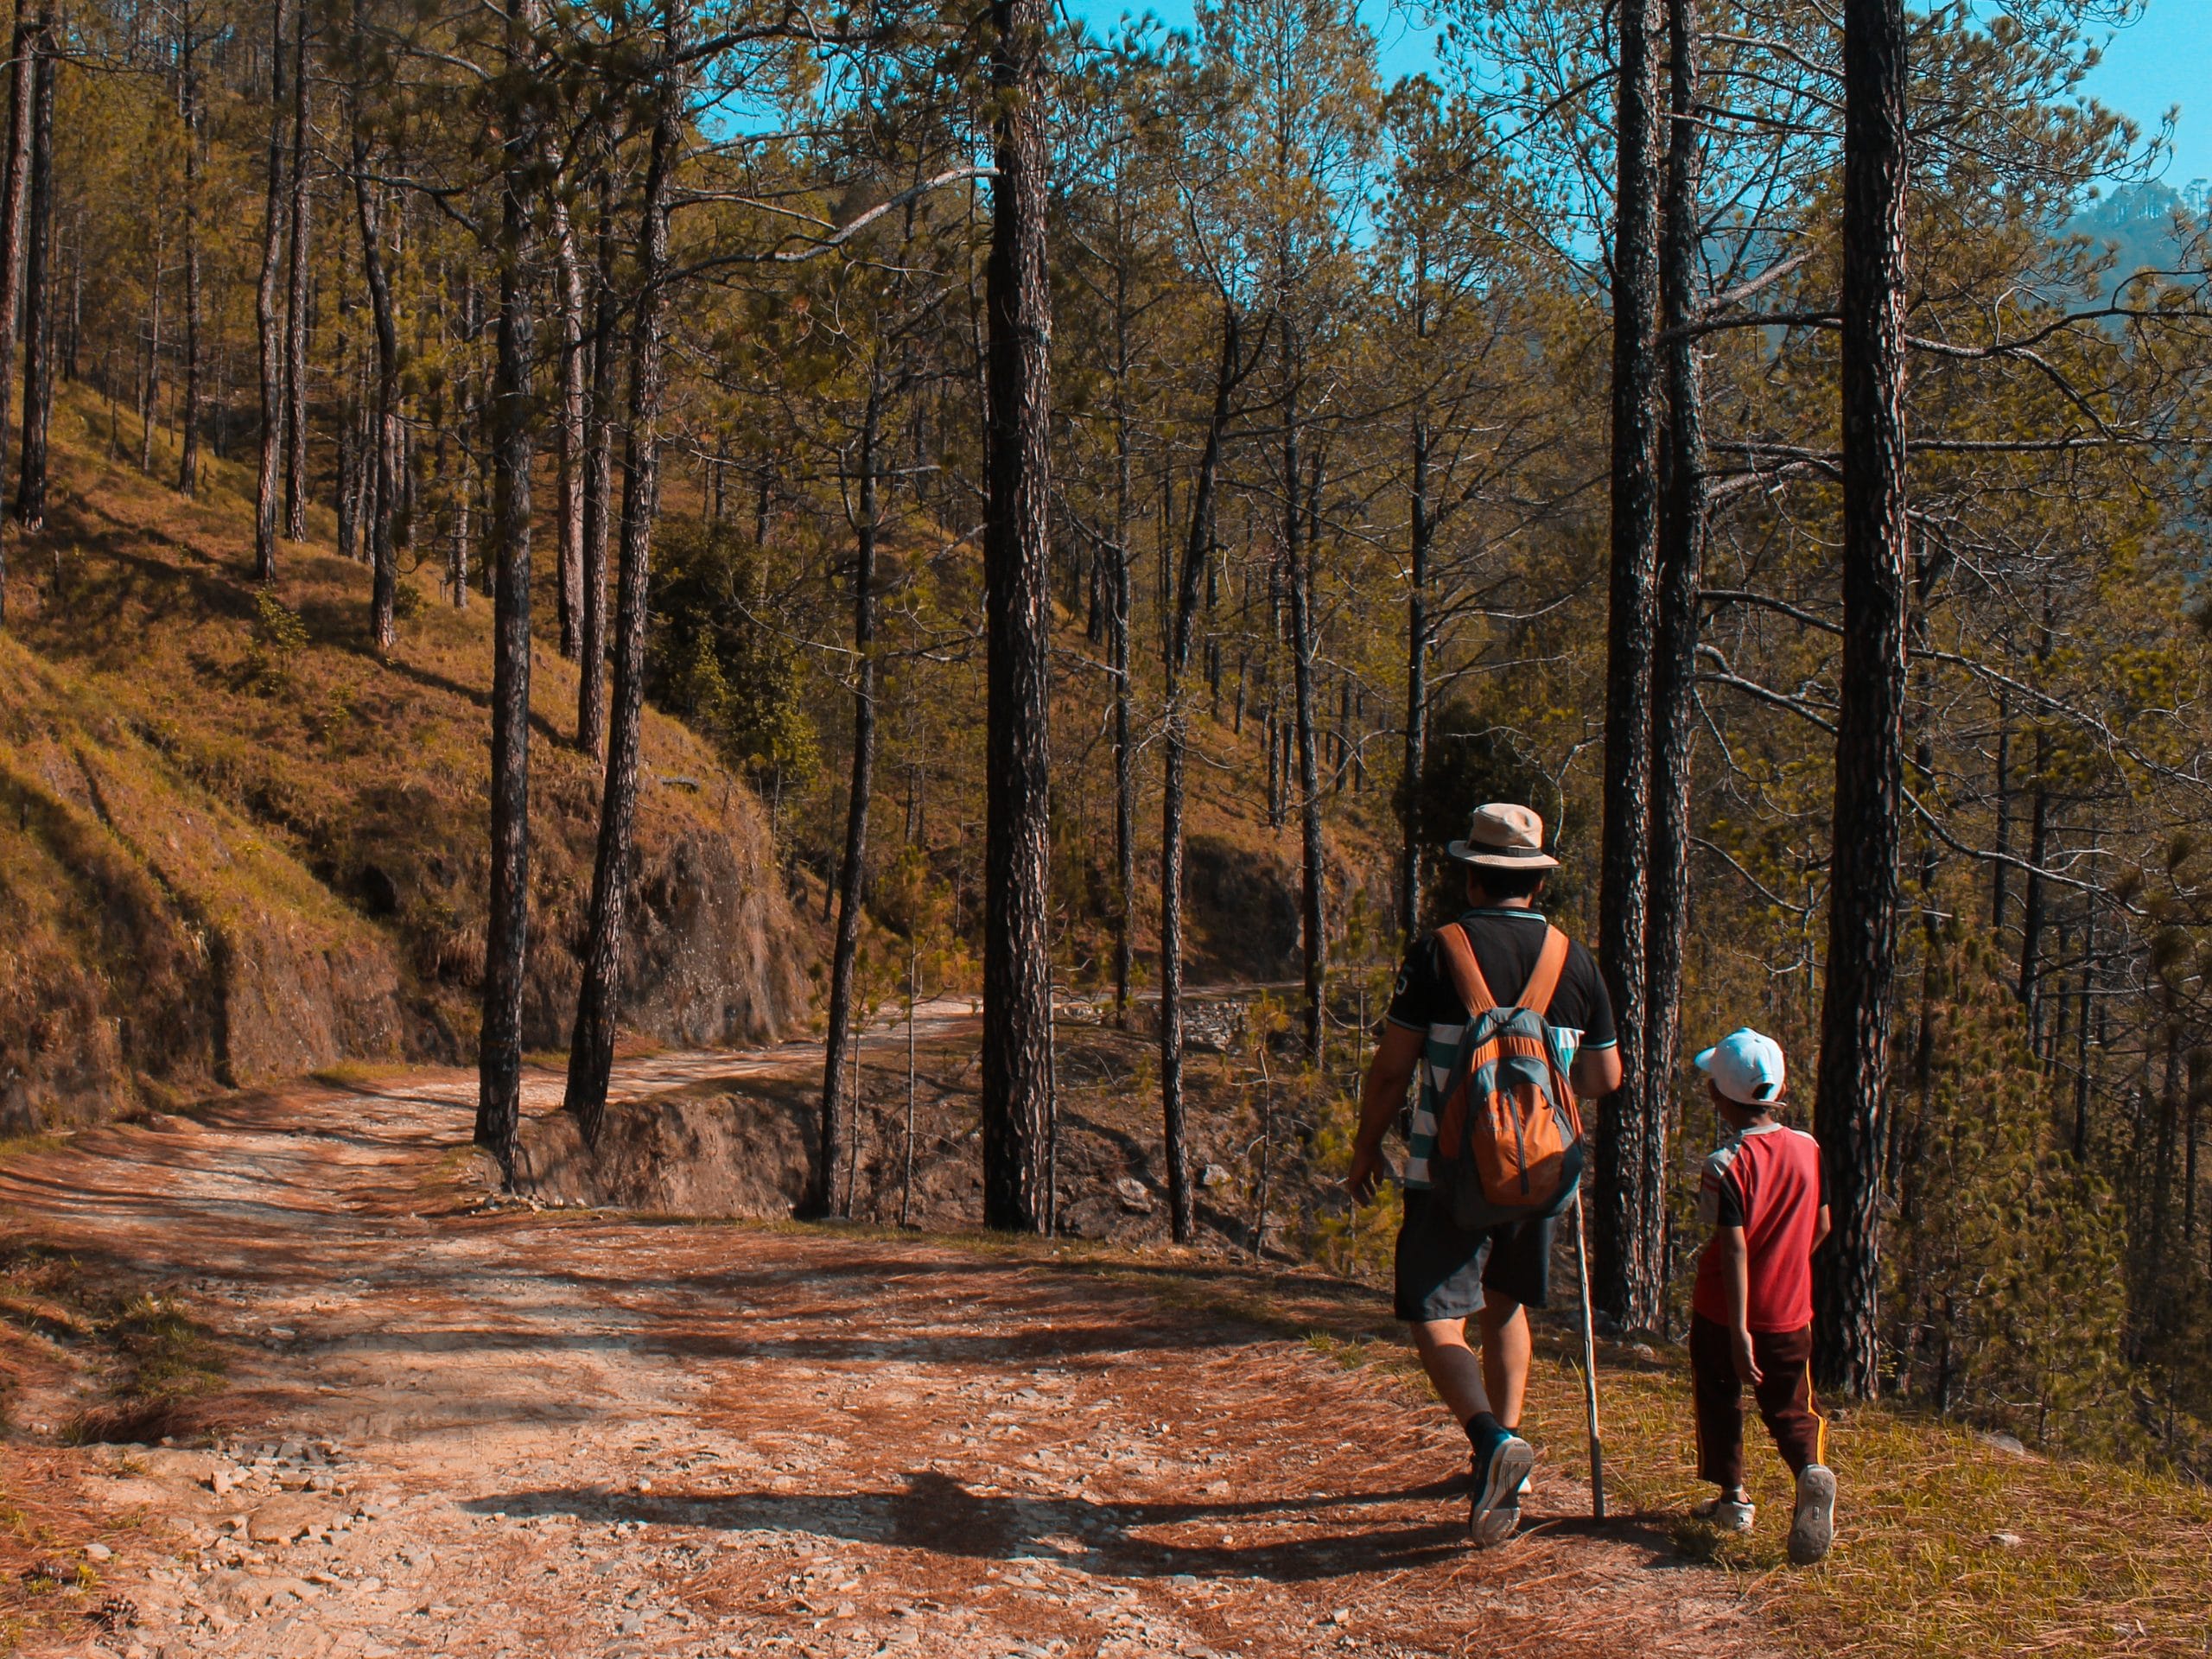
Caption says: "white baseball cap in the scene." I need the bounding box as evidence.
[1694,1027,1788,1106]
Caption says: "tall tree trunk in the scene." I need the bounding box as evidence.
[1160,306,1243,1249]
[351,139,399,652]
[1990,693,2011,927]
[1814,0,1910,1400]
[140,268,160,474]
[1641,0,1707,1311]
[334,303,356,559]
[60,202,74,379]
[282,0,312,542]
[2018,739,2050,1019]
[448,411,472,607]
[550,196,588,660]
[980,0,1054,1235]
[473,0,542,1182]
[1400,398,1429,944]
[13,14,51,532]
[473,159,537,1185]
[2073,880,2096,1158]
[1593,0,1664,1327]
[564,35,677,1145]
[1110,443,1135,1030]
[1285,428,1327,1065]
[576,165,618,758]
[177,25,204,497]
[815,373,881,1218]
[1109,213,1135,1029]
[252,0,289,583]
[0,0,31,626]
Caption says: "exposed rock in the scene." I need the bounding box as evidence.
[246,1497,332,1545]
[513,1077,816,1217]
[1115,1178,1154,1213]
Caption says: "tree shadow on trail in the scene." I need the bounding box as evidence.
[461,1469,1687,1585]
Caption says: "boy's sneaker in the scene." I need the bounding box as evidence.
[1788,1465,1837,1564]
[1694,1495,1756,1533]
[1468,1430,1534,1548]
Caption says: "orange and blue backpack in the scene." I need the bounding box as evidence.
[1428,921,1586,1230]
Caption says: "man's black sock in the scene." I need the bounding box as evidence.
[1465,1411,1505,1448]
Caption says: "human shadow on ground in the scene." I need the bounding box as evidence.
[461,1470,1688,1584]
[468,1470,1463,1582]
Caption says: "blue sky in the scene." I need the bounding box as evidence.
[2083,2,2212,189]
[1066,0,2212,193]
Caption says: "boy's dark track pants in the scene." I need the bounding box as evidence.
[1689,1313,1827,1490]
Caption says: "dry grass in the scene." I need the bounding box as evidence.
[0,1235,226,1448]
[1066,1247,2212,1659]
[2,381,794,1124]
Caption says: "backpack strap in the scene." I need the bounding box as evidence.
[1434,924,1496,1018]
[1519,926,1571,1016]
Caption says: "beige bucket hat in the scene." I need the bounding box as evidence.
[1446,802,1560,870]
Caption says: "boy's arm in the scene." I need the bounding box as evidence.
[1717,1225,1763,1384]
[1813,1203,1832,1253]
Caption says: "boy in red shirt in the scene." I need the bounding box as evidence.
[1689,1028,1837,1565]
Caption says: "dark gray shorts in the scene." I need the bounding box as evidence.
[1393,1187,1554,1322]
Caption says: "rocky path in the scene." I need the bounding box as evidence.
[3,1035,1766,1659]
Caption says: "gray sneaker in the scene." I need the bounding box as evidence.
[1695,1494,1756,1533]
[1788,1465,1837,1564]
[1470,1433,1534,1548]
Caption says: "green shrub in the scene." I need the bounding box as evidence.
[646,522,819,785]
[244,586,308,692]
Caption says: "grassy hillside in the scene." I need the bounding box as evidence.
[0,384,809,1128]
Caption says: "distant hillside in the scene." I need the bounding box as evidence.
[2067,177,2209,296]
[0,385,810,1130]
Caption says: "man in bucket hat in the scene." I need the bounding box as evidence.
[1347,803,1621,1546]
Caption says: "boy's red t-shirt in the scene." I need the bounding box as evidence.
[1693,1121,1825,1332]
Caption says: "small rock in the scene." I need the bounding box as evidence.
[637,1478,653,1494]
[246,1497,330,1545]
[1977,1431,2030,1457]
[1325,1609,1352,1626]
[1630,1343,1659,1362]
[618,1613,645,1635]
[1990,1530,2026,1548]
[1114,1178,1154,1213]
[85,1542,115,1563]
[1199,1164,1233,1188]
[208,1468,235,1497]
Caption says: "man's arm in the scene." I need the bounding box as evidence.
[1812,1203,1832,1253]
[1346,1022,1423,1207]
[1572,1043,1623,1100]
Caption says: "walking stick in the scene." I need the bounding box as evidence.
[1573,1188,1607,1521]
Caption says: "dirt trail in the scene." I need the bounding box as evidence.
[3,1025,1768,1659]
